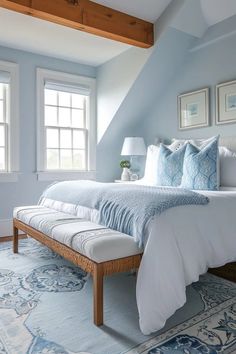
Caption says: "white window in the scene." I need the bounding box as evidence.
[37,69,96,181]
[0,79,8,172]
[0,61,19,182]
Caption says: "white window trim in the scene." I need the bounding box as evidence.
[36,68,96,181]
[0,60,19,182]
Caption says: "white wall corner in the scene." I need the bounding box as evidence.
[170,0,208,39]
[154,0,187,41]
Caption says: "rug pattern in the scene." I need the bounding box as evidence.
[125,278,236,354]
[0,239,236,354]
[0,240,88,354]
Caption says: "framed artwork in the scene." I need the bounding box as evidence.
[216,80,236,125]
[178,88,209,130]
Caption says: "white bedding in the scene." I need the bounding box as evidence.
[138,189,236,334]
[40,189,236,335]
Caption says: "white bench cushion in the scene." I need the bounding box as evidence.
[14,206,142,263]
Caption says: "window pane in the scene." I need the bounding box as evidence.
[47,149,59,169]
[46,128,59,148]
[0,101,4,123]
[0,84,3,100]
[59,107,70,127]
[60,149,72,169]
[73,130,85,149]
[72,94,84,109]
[45,106,57,126]
[60,129,72,149]
[59,91,70,107]
[45,89,57,106]
[73,150,85,170]
[71,109,84,128]
[0,125,5,147]
[0,147,5,170]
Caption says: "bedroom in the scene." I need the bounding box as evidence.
[1,0,236,353]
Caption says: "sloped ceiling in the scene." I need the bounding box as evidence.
[200,0,236,26]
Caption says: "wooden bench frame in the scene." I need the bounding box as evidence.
[13,218,142,326]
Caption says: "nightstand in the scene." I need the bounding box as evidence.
[114,180,134,183]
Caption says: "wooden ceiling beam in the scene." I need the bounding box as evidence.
[0,0,154,48]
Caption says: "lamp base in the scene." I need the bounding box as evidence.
[121,168,130,181]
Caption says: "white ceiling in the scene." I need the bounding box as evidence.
[0,0,236,67]
[200,0,236,26]
[0,8,131,67]
[92,0,172,22]
[0,1,171,67]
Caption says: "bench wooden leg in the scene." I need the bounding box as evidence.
[13,224,19,254]
[93,263,104,326]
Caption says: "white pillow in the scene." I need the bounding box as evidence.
[219,147,236,187]
[143,145,160,185]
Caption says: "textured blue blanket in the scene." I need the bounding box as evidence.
[40,181,209,246]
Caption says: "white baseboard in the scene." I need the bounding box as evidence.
[0,219,23,237]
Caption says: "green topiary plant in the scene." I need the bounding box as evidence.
[120,160,131,169]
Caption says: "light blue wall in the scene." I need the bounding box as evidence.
[0,46,96,220]
[96,15,236,183]
[96,46,151,142]
[141,18,236,145]
[2,10,236,223]
[96,28,195,182]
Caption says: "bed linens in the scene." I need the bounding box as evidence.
[156,144,186,187]
[181,138,218,190]
[39,184,236,335]
[137,189,236,334]
[40,181,209,247]
[219,147,236,186]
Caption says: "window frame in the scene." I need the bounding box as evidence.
[0,60,19,183]
[36,68,96,181]
[0,84,8,172]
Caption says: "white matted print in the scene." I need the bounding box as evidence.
[178,88,209,130]
[216,80,236,125]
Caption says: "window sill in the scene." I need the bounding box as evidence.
[0,172,19,182]
[37,170,96,181]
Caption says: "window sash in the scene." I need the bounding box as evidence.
[0,122,8,172]
[0,83,8,123]
[37,68,96,175]
[43,86,88,171]
[0,83,8,172]
[44,126,88,171]
[44,92,87,129]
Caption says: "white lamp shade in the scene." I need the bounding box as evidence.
[121,137,146,156]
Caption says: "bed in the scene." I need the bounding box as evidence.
[13,136,236,335]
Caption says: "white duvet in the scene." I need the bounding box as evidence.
[40,186,236,335]
[138,189,236,334]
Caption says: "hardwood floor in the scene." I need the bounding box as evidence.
[0,234,27,243]
[209,263,236,283]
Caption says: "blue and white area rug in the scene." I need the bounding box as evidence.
[0,239,236,354]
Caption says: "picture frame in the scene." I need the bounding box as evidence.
[216,79,236,125]
[178,88,209,130]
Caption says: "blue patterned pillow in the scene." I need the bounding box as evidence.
[181,138,219,190]
[156,144,186,186]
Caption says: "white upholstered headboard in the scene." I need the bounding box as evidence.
[219,137,236,152]
[164,136,236,152]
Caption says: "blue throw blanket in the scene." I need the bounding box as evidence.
[40,181,209,247]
